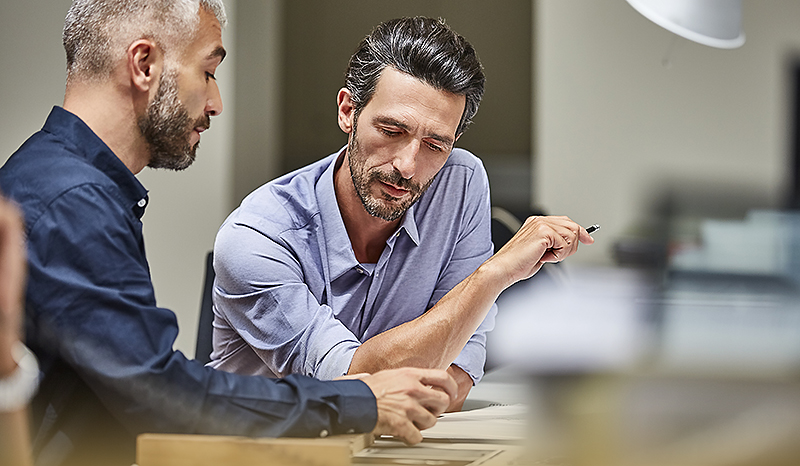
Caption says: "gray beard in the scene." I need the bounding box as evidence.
[138,69,209,171]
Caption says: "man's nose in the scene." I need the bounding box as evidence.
[392,139,418,180]
[206,79,223,116]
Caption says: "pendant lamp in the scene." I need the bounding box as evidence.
[626,0,745,49]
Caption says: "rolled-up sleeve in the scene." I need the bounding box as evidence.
[212,217,362,379]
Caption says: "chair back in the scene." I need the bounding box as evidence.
[195,251,215,364]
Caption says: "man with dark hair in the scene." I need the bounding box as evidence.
[210,16,593,411]
[0,4,456,466]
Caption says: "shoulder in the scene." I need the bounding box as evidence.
[0,132,123,233]
[224,155,336,236]
[430,147,489,193]
[2,127,118,189]
[443,148,486,173]
[412,147,491,224]
[435,148,489,189]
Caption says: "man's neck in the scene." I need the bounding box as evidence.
[334,151,401,264]
[63,81,150,175]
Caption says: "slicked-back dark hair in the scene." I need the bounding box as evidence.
[344,17,485,136]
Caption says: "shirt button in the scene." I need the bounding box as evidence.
[137,198,147,208]
[319,429,329,438]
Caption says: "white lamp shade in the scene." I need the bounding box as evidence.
[626,0,745,49]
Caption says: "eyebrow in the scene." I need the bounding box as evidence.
[207,46,227,64]
[374,116,455,147]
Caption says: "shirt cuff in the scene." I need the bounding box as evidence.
[327,379,377,435]
[452,341,486,384]
[314,340,360,380]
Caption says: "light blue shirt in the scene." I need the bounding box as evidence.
[209,147,497,383]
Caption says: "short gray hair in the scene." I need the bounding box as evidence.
[63,0,226,81]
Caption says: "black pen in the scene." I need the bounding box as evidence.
[586,224,600,234]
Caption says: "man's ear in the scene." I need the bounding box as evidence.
[337,88,356,134]
[127,39,162,93]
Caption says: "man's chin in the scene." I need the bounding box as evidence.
[147,151,197,171]
[363,198,409,222]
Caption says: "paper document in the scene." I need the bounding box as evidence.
[422,404,528,441]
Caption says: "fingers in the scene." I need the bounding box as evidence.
[389,391,441,444]
[392,413,426,445]
[418,369,459,409]
[398,425,424,446]
[393,368,454,417]
[370,395,430,445]
[364,367,456,444]
[579,225,596,245]
[521,215,592,262]
[418,384,452,418]
[486,215,595,285]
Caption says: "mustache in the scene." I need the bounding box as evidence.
[371,169,421,192]
[194,115,211,132]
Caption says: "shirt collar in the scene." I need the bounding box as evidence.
[316,148,421,281]
[316,149,358,281]
[393,203,420,246]
[360,199,420,254]
[43,107,149,219]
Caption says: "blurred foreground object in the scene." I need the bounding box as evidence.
[626,0,745,49]
[0,194,34,466]
[137,433,371,466]
[492,217,800,465]
[527,372,800,466]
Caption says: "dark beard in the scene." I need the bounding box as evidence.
[138,69,209,171]
[347,126,435,222]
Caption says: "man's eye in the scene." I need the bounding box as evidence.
[205,72,217,81]
[426,142,444,152]
[380,128,400,136]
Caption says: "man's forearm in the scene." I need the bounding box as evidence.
[349,260,505,374]
[348,215,593,376]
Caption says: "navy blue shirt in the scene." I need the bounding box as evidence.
[0,107,377,466]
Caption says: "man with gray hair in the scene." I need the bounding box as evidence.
[0,3,456,466]
[211,17,593,412]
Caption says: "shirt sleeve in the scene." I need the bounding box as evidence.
[428,156,498,383]
[25,184,376,438]
[213,215,362,380]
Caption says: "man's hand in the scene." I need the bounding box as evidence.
[359,367,457,445]
[486,215,593,288]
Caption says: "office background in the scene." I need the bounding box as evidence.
[1,0,799,356]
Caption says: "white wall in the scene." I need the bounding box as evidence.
[0,1,237,356]
[535,0,797,265]
[0,1,70,160]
